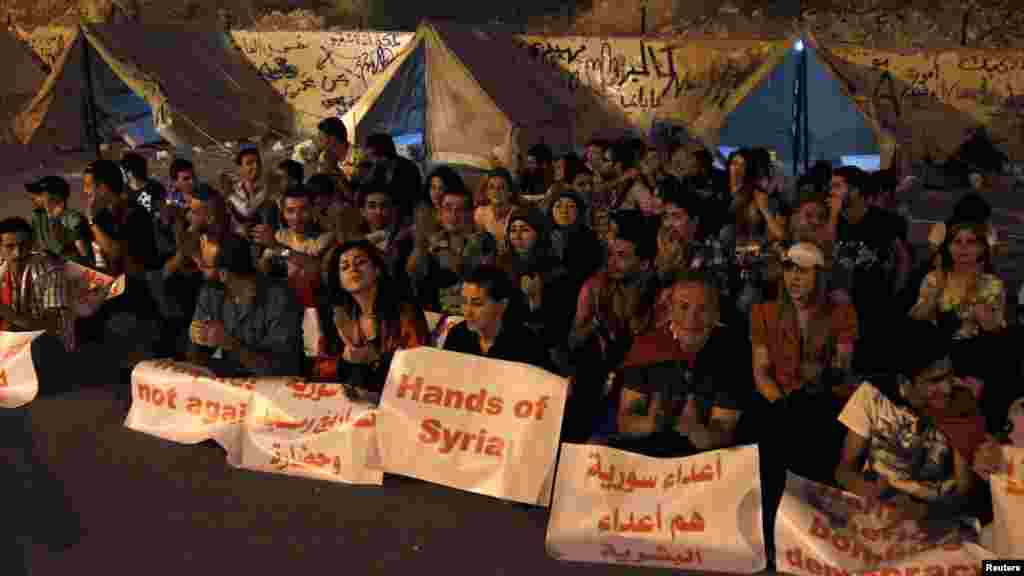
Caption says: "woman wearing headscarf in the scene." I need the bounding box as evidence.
[548,188,603,288]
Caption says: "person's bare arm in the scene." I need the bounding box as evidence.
[835,430,884,499]
[617,388,658,436]
[753,345,784,403]
[686,406,741,451]
[88,220,121,263]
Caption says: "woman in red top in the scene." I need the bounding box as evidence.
[312,240,428,397]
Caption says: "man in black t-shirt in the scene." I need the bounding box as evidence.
[611,272,754,457]
[828,166,911,372]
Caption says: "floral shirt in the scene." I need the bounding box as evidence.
[915,271,1005,340]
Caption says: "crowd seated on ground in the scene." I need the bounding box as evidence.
[10,116,1022,532]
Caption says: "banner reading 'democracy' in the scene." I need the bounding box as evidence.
[376,347,567,505]
[989,445,1024,558]
[775,473,994,576]
[125,360,264,456]
[235,380,383,486]
[0,331,45,409]
[546,443,765,573]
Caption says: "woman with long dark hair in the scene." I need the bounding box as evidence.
[313,240,429,396]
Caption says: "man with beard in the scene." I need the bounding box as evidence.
[408,185,477,313]
[827,166,910,372]
[189,235,303,377]
[610,272,752,456]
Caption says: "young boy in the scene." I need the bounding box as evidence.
[29,176,92,263]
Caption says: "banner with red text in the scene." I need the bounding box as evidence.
[235,381,383,485]
[545,443,765,573]
[989,446,1024,558]
[775,473,993,576]
[0,331,45,408]
[376,347,568,505]
[64,261,126,318]
[125,360,263,456]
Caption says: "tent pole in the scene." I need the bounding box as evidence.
[80,32,102,158]
[801,43,809,175]
[792,45,801,177]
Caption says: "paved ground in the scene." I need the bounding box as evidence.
[20,384,682,575]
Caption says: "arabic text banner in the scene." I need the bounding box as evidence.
[545,443,765,573]
[775,473,993,576]
[376,347,568,505]
[236,380,383,485]
[125,360,266,455]
[989,446,1024,558]
[0,331,45,409]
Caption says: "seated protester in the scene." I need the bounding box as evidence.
[611,272,753,457]
[498,207,573,365]
[228,143,281,253]
[443,265,551,370]
[974,396,1024,480]
[653,178,703,329]
[358,176,414,289]
[549,188,603,289]
[165,158,195,209]
[750,242,858,486]
[312,240,428,394]
[0,217,74,351]
[149,183,220,359]
[29,176,91,264]
[261,184,334,282]
[408,184,479,313]
[827,166,911,372]
[909,217,1008,431]
[519,143,554,198]
[189,235,303,377]
[474,168,519,251]
[424,165,466,213]
[84,159,160,277]
[26,180,49,251]
[789,185,832,250]
[597,140,646,214]
[364,133,422,225]
[835,320,973,520]
[121,152,167,217]
[536,154,583,211]
[277,159,304,190]
[306,173,349,236]
[570,210,657,360]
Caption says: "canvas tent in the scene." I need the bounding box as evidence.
[342,20,631,170]
[0,30,47,144]
[713,39,890,173]
[14,24,295,154]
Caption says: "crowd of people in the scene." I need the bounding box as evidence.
[5,116,1024,567]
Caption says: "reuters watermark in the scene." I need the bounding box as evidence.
[984,561,1024,573]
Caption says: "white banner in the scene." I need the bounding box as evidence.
[546,443,765,573]
[0,331,45,408]
[124,360,262,456]
[376,347,568,505]
[236,381,383,485]
[775,474,994,576]
[64,261,126,318]
[989,446,1024,558]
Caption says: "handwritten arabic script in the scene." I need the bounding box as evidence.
[586,452,722,492]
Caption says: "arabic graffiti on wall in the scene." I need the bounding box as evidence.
[520,35,781,131]
[231,30,414,132]
[819,45,1024,161]
[16,27,77,72]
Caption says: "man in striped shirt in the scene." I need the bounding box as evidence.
[0,217,73,351]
